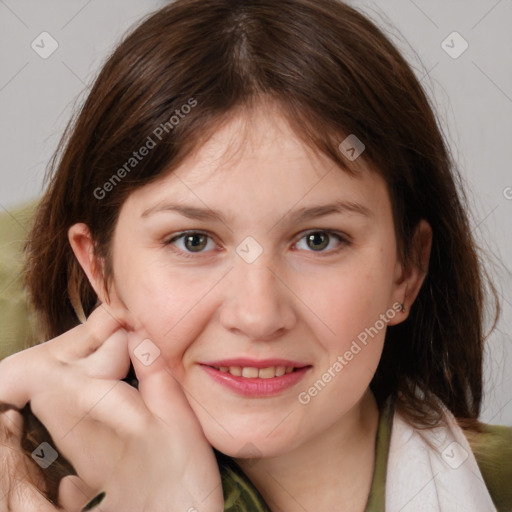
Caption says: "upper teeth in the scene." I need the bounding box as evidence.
[214,366,295,378]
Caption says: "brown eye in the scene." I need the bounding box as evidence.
[166,231,216,257]
[306,232,329,251]
[184,233,208,252]
[294,230,349,254]
[183,233,208,252]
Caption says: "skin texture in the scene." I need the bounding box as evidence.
[0,305,225,512]
[69,104,432,511]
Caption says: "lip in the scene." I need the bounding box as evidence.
[202,358,309,369]
[200,363,312,397]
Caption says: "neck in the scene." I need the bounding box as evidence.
[236,390,380,512]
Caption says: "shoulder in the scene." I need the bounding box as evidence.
[464,423,512,512]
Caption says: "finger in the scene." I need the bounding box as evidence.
[0,354,40,409]
[33,375,147,448]
[59,475,97,512]
[53,304,125,361]
[0,306,123,409]
[78,328,131,381]
[128,333,196,429]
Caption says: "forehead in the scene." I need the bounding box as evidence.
[123,105,391,223]
[176,105,331,183]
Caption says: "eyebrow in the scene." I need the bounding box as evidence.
[141,199,374,223]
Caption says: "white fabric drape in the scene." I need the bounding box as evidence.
[386,399,497,512]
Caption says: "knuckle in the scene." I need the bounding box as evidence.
[0,353,17,376]
[114,386,151,435]
[83,324,103,356]
[0,356,20,394]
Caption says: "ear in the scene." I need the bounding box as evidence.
[387,219,432,326]
[68,223,134,329]
[68,223,109,303]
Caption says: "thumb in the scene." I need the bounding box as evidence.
[127,333,198,430]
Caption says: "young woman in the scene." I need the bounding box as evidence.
[0,0,510,511]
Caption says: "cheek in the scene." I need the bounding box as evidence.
[295,265,391,425]
[298,250,396,344]
[113,257,225,370]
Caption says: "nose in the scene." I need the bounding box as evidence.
[219,254,297,341]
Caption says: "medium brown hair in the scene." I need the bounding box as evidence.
[22,0,498,500]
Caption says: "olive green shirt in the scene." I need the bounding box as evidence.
[217,398,512,511]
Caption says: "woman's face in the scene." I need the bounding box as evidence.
[104,107,408,458]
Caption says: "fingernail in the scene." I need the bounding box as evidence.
[81,492,106,511]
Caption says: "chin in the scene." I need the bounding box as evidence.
[206,426,299,460]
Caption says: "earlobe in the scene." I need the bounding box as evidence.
[68,223,107,303]
[388,220,432,325]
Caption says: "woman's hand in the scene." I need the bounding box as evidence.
[0,305,224,512]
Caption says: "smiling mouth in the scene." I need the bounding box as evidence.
[201,363,311,397]
[208,365,299,379]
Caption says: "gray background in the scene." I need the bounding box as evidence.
[0,0,511,425]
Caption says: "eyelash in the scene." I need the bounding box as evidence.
[164,229,351,259]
